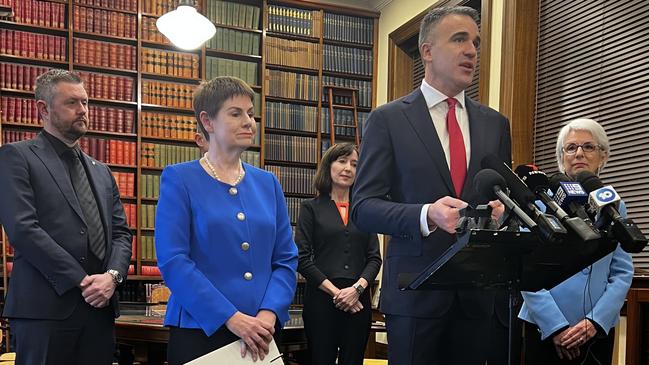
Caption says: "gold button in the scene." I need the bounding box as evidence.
[229,187,238,195]
[241,242,250,251]
[237,212,245,221]
[244,272,253,280]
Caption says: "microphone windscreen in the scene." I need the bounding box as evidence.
[481,154,536,205]
[575,170,603,193]
[515,164,549,193]
[549,173,572,192]
[473,169,507,201]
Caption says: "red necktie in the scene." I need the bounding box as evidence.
[446,98,466,196]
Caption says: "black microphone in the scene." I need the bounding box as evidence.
[515,165,600,242]
[549,173,594,222]
[481,155,567,242]
[575,171,647,253]
[473,169,537,230]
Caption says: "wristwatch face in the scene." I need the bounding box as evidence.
[108,270,123,284]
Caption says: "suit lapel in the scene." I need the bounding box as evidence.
[30,133,86,223]
[463,98,485,200]
[401,90,455,195]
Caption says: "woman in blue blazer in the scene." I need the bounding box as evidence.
[296,143,382,365]
[155,76,297,365]
[519,118,633,364]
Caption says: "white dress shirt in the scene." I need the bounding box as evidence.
[419,80,471,236]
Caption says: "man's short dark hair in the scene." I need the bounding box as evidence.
[35,69,83,105]
[193,76,255,139]
[418,6,479,49]
[313,143,358,195]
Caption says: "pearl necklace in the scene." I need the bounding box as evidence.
[202,153,245,186]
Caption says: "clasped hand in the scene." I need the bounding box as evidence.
[226,310,276,362]
[552,319,597,360]
[79,273,115,308]
[333,287,363,313]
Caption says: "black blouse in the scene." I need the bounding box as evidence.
[295,194,382,286]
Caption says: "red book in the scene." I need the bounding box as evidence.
[127,172,134,197]
[97,138,106,162]
[141,266,161,276]
[128,264,135,275]
[107,107,116,132]
[115,76,124,101]
[5,97,15,122]
[108,139,117,164]
[116,109,124,133]
[125,110,134,133]
[86,8,94,34]
[78,6,86,32]
[128,141,135,166]
[0,96,9,115]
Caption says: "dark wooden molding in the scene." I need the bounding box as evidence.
[499,0,539,167]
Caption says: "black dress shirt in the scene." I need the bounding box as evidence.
[296,194,382,286]
[42,130,105,274]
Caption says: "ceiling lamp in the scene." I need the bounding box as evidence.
[156,0,216,51]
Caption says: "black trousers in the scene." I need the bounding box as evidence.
[302,278,372,365]
[523,322,615,365]
[167,321,282,365]
[385,296,491,365]
[11,298,115,365]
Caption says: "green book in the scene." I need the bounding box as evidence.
[153,174,160,199]
[252,6,260,30]
[238,4,246,28]
[234,29,243,54]
[223,28,231,52]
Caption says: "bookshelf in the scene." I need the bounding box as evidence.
[0,0,378,311]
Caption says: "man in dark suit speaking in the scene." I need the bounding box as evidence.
[0,69,132,364]
[351,6,512,365]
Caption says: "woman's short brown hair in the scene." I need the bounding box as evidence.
[313,143,358,195]
[193,76,254,138]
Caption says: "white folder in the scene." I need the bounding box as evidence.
[185,338,284,365]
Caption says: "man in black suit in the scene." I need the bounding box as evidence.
[0,69,132,365]
[351,6,512,365]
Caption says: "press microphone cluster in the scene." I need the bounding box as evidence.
[479,155,567,242]
[514,165,600,242]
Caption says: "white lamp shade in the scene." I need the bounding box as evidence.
[156,5,216,51]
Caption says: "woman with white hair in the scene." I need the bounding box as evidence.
[518,118,633,364]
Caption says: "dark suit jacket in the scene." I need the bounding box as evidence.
[0,132,132,320]
[296,195,381,287]
[351,89,511,319]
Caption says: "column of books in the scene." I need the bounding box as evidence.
[320,12,374,153]
[204,0,262,167]
[139,0,202,277]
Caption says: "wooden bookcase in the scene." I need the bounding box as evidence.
[0,0,379,307]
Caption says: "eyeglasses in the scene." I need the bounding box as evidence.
[562,142,602,155]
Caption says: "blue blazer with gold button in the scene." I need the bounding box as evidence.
[155,160,298,336]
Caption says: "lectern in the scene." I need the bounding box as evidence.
[398,228,619,365]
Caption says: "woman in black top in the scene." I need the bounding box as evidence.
[296,143,382,365]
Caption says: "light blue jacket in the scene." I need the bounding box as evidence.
[518,201,634,340]
[155,160,298,336]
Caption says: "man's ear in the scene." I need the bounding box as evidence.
[36,100,49,122]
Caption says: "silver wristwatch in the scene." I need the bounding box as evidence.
[352,283,365,295]
[106,269,124,285]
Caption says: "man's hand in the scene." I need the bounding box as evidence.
[226,311,274,362]
[80,273,115,308]
[488,199,505,222]
[427,196,468,233]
